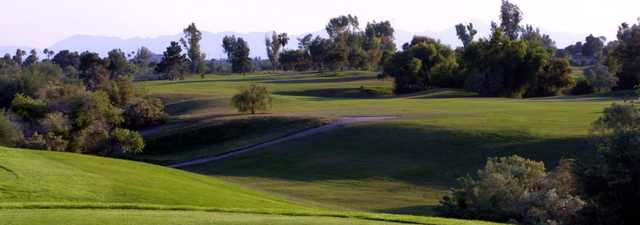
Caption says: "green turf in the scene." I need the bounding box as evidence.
[0,147,504,225]
[139,116,329,165]
[139,72,620,216]
[0,146,306,210]
[0,209,503,225]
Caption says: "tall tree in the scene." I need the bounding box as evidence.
[455,23,477,47]
[613,20,640,89]
[132,47,154,67]
[156,41,187,80]
[265,31,289,71]
[52,50,81,70]
[499,0,523,40]
[79,51,109,89]
[297,34,314,53]
[232,38,252,74]
[181,23,205,73]
[23,49,39,66]
[365,21,396,69]
[222,35,238,60]
[583,34,606,59]
[326,15,359,39]
[12,49,26,66]
[106,49,132,79]
[43,48,55,60]
[222,36,252,74]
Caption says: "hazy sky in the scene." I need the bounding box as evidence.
[2,0,639,48]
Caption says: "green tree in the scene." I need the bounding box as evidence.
[383,36,459,93]
[23,49,39,67]
[181,23,205,73]
[309,36,331,71]
[156,41,187,80]
[525,58,575,97]
[582,64,618,92]
[266,32,289,71]
[222,36,252,74]
[12,49,26,66]
[231,84,272,114]
[52,50,81,70]
[106,49,132,79]
[455,23,477,47]
[582,34,606,60]
[463,29,549,97]
[499,0,523,40]
[612,20,640,89]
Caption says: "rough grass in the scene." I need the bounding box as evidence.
[139,71,620,216]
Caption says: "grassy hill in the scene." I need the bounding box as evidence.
[0,146,305,210]
[0,146,503,225]
[139,72,619,215]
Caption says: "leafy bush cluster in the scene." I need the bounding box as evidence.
[439,156,584,225]
[0,50,167,155]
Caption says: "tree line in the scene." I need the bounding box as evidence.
[0,45,168,155]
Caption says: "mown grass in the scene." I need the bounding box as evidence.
[138,116,329,165]
[140,71,620,216]
[0,147,306,210]
[0,208,504,225]
[0,147,504,225]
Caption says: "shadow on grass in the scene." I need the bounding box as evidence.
[274,87,392,99]
[187,123,597,185]
[164,97,228,116]
[530,90,635,102]
[265,75,378,84]
[376,205,440,216]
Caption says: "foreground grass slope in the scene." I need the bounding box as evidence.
[0,147,503,225]
[0,146,304,210]
[141,72,619,215]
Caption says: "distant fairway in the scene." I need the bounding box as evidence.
[141,72,619,215]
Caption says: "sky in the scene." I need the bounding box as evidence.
[1,0,639,48]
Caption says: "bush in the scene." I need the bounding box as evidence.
[122,98,168,129]
[0,111,20,147]
[10,93,48,120]
[231,84,272,114]
[574,102,640,225]
[111,128,145,154]
[439,155,584,225]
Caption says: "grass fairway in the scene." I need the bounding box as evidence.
[0,147,504,225]
[140,72,620,216]
[0,146,305,210]
[0,210,411,225]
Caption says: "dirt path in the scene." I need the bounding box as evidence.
[169,116,398,168]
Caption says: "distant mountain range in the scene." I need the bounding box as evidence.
[0,21,588,59]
